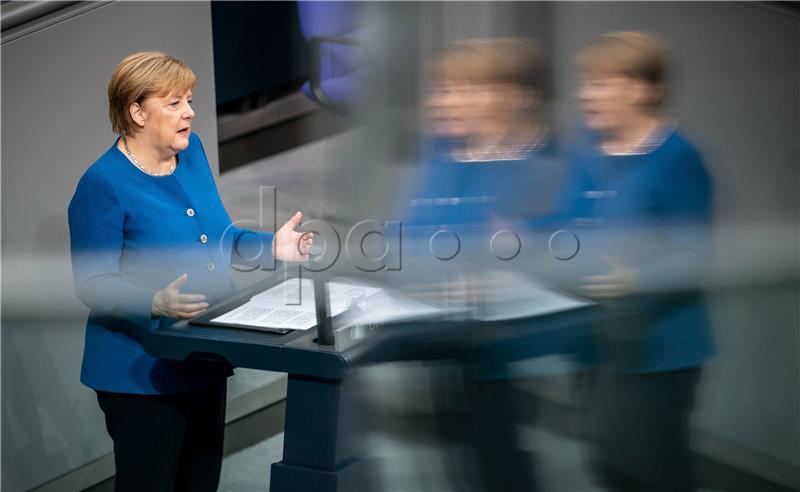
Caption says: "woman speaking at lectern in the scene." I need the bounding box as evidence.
[68,52,312,491]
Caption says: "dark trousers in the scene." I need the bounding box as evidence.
[429,364,539,492]
[470,374,539,492]
[581,368,702,492]
[96,381,227,492]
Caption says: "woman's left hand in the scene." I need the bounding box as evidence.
[272,211,314,262]
[579,256,639,300]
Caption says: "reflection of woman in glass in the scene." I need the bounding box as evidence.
[405,38,558,492]
[563,32,714,492]
[417,37,558,232]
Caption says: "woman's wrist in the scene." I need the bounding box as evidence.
[151,292,163,318]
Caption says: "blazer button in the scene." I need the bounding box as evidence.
[199,234,208,244]
[207,261,215,272]
[187,208,195,217]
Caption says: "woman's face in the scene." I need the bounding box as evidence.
[136,89,195,153]
[427,80,533,138]
[578,72,650,133]
[427,81,480,138]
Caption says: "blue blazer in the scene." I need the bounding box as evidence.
[551,127,715,372]
[401,137,582,367]
[68,133,273,394]
[403,137,562,237]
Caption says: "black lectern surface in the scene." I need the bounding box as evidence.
[144,273,601,492]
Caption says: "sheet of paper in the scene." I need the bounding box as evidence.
[346,289,444,326]
[477,270,594,321]
[210,273,590,331]
[211,278,382,330]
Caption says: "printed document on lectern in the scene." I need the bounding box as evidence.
[477,270,594,321]
[211,278,381,330]
[210,273,592,331]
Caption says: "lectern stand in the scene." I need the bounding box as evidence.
[144,273,599,492]
[145,274,373,491]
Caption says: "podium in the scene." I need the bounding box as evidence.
[144,274,599,491]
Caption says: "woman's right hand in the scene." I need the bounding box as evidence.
[151,274,209,319]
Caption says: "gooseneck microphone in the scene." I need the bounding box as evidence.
[314,276,335,346]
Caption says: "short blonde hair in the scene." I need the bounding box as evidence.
[431,37,546,92]
[108,51,196,136]
[578,31,667,106]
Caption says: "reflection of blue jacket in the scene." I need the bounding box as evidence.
[401,137,622,380]
[68,133,273,394]
[404,137,562,236]
[554,128,715,372]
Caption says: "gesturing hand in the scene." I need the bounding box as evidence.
[272,211,314,262]
[151,274,209,319]
[579,256,639,300]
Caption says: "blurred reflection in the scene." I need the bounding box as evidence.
[373,31,717,492]
[426,38,550,156]
[561,32,715,492]
[394,37,563,492]
[422,38,556,211]
[403,37,562,299]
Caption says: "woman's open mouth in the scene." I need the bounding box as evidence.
[177,127,190,137]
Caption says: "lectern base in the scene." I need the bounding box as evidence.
[270,458,371,492]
